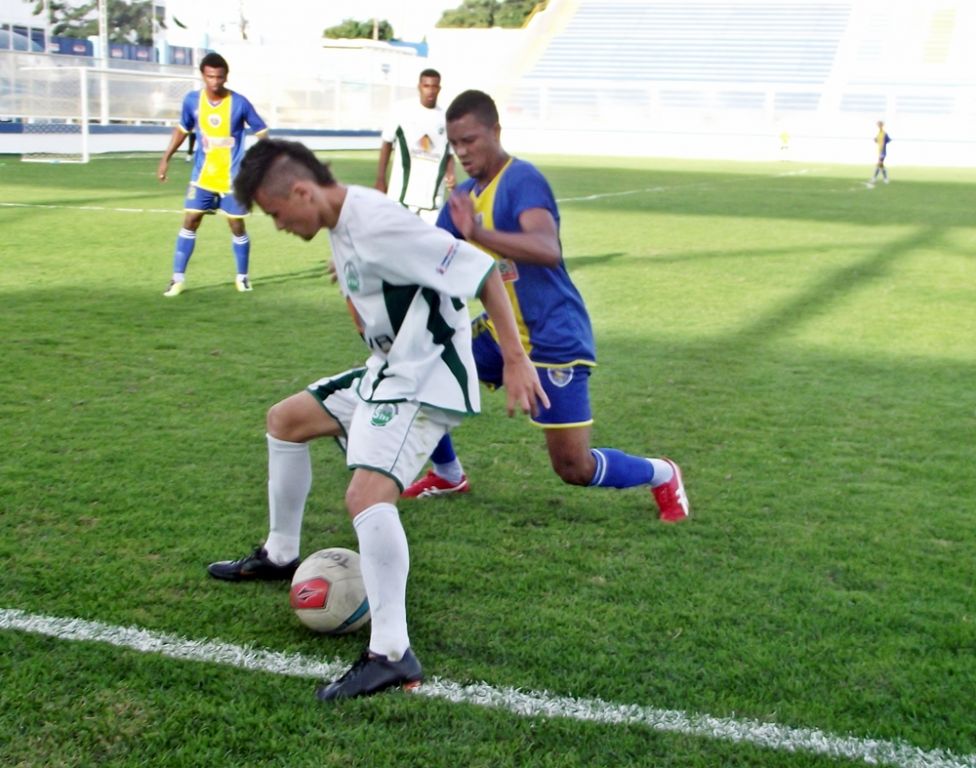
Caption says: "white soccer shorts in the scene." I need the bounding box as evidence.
[308,370,462,491]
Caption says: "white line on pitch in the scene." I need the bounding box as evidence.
[554,168,811,204]
[2,608,973,768]
[773,169,811,177]
[557,186,668,202]
[0,202,178,214]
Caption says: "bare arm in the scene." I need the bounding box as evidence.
[375,141,393,193]
[479,267,550,417]
[157,127,188,182]
[443,155,456,194]
[448,192,561,267]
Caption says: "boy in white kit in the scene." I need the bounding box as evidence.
[375,68,455,223]
[207,139,547,701]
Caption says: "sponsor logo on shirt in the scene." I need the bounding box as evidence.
[497,258,519,282]
[437,243,459,275]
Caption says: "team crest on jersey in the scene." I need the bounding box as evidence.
[370,403,398,427]
[547,368,574,388]
[344,262,361,292]
[207,114,223,128]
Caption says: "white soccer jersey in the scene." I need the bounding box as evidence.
[329,186,494,414]
[381,99,451,211]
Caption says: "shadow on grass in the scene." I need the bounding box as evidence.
[714,225,943,351]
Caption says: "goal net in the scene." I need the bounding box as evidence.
[18,66,196,163]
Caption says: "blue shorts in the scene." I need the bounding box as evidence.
[184,183,248,218]
[471,315,593,428]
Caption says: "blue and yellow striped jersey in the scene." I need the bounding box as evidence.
[180,89,267,194]
[437,158,595,367]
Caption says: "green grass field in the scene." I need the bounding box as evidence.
[1,151,974,768]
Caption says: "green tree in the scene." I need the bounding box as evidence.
[25,0,154,45]
[323,18,394,41]
[437,0,544,28]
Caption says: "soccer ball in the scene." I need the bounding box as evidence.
[289,547,370,634]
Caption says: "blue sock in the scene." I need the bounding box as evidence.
[232,233,250,274]
[173,228,195,274]
[430,434,457,465]
[588,448,653,489]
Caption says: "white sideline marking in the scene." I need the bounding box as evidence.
[0,201,177,214]
[2,608,973,768]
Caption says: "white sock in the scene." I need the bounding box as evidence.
[263,434,311,565]
[432,458,464,485]
[648,458,674,488]
[353,503,410,660]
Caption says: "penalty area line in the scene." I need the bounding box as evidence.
[2,608,973,768]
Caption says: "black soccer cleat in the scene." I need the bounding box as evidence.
[315,648,423,701]
[207,546,299,582]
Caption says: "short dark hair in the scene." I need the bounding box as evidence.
[234,139,336,211]
[199,52,229,74]
[419,68,441,81]
[445,89,498,127]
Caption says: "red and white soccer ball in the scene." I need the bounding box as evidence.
[289,547,370,634]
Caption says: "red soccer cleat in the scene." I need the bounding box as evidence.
[651,458,690,523]
[402,470,470,499]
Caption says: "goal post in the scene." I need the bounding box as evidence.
[17,65,196,163]
[21,66,90,163]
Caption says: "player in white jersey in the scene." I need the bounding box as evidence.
[207,139,547,701]
[375,68,455,223]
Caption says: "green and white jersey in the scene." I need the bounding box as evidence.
[329,186,494,414]
[382,99,451,211]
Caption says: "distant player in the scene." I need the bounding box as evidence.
[869,120,891,186]
[157,52,269,297]
[402,90,690,523]
[375,68,455,224]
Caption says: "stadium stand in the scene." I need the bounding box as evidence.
[495,0,976,164]
[2,0,974,164]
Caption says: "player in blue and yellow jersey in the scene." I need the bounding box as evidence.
[402,90,689,522]
[157,52,269,296]
[869,120,891,186]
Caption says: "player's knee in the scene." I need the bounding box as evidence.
[550,455,593,486]
[266,399,299,440]
[344,486,364,518]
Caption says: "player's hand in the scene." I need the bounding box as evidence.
[157,159,169,182]
[502,356,550,418]
[447,190,477,240]
[327,259,338,283]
